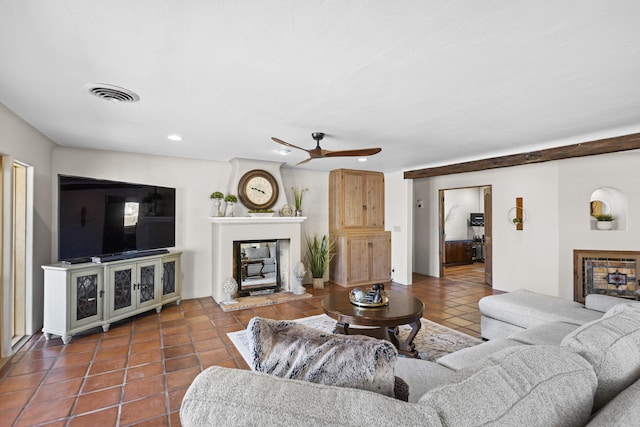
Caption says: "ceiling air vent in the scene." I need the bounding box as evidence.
[84,83,140,103]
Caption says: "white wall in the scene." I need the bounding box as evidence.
[385,171,412,285]
[444,187,483,241]
[0,103,55,348]
[557,151,640,299]
[407,150,640,300]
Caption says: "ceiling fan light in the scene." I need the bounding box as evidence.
[358,158,367,162]
[278,148,291,155]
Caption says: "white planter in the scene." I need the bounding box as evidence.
[596,221,613,230]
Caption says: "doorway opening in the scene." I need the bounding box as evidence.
[12,162,28,346]
[439,186,492,286]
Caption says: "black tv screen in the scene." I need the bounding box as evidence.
[58,175,176,262]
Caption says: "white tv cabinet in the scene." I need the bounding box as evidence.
[42,251,181,344]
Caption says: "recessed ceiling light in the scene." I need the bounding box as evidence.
[167,134,182,142]
[278,149,291,155]
[358,158,368,162]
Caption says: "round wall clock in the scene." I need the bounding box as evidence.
[237,169,279,210]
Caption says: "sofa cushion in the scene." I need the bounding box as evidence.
[247,317,397,397]
[180,366,443,427]
[561,303,640,410]
[586,376,640,426]
[585,293,640,313]
[394,357,456,403]
[508,321,579,345]
[245,246,270,259]
[436,338,523,371]
[479,289,602,329]
[420,346,597,427]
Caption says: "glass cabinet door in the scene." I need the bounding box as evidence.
[138,264,156,305]
[163,260,176,296]
[70,268,103,328]
[109,265,134,316]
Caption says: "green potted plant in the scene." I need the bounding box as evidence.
[594,213,615,230]
[247,208,275,217]
[291,186,308,216]
[224,194,238,217]
[305,234,334,289]
[210,191,224,216]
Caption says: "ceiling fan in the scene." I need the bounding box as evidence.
[272,132,382,165]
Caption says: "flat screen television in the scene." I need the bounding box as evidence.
[58,175,176,263]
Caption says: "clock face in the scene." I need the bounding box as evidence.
[238,170,279,210]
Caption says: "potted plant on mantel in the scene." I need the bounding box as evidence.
[210,191,224,217]
[305,234,335,289]
[594,213,615,230]
[224,194,238,217]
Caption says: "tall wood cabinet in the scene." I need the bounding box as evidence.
[329,169,391,287]
[42,251,181,344]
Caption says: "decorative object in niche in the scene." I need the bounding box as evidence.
[594,213,615,230]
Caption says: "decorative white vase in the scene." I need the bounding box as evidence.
[221,277,238,304]
[596,221,613,230]
[224,202,235,217]
[211,199,223,217]
[292,262,307,295]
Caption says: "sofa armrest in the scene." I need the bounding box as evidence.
[180,366,441,427]
[585,294,640,313]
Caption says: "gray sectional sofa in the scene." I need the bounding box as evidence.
[180,291,640,426]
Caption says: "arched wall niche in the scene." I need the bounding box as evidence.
[589,187,627,231]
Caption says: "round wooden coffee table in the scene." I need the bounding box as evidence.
[322,290,425,358]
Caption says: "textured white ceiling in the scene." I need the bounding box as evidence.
[1,0,640,172]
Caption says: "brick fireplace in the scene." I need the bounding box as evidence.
[210,217,305,303]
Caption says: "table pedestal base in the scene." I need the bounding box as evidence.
[335,320,421,358]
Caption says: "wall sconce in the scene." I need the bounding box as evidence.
[507,197,526,230]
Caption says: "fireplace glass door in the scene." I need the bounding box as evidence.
[233,240,280,296]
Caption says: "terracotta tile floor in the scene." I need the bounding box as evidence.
[0,268,498,426]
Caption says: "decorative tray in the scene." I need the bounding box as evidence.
[349,293,389,308]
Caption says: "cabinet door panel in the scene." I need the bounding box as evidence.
[138,264,156,304]
[70,269,103,328]
[370,235,391,282]
[343,173,364,228]
[365,174,384,228]
[347,236,370,284]
[111,267,133,313]
[163,260,176,295]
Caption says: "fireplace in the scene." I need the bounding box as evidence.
[210,216,305,303]
[233,239,286,296]
[574,249,640,303]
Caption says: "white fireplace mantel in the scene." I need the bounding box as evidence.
[209,216,306,225]
[209,216,306,303]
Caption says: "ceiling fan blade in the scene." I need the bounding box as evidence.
[271,137,310,153]
[323,147,382,157]
[296,157,313,165]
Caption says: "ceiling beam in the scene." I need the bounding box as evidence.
[403,132,640,179]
